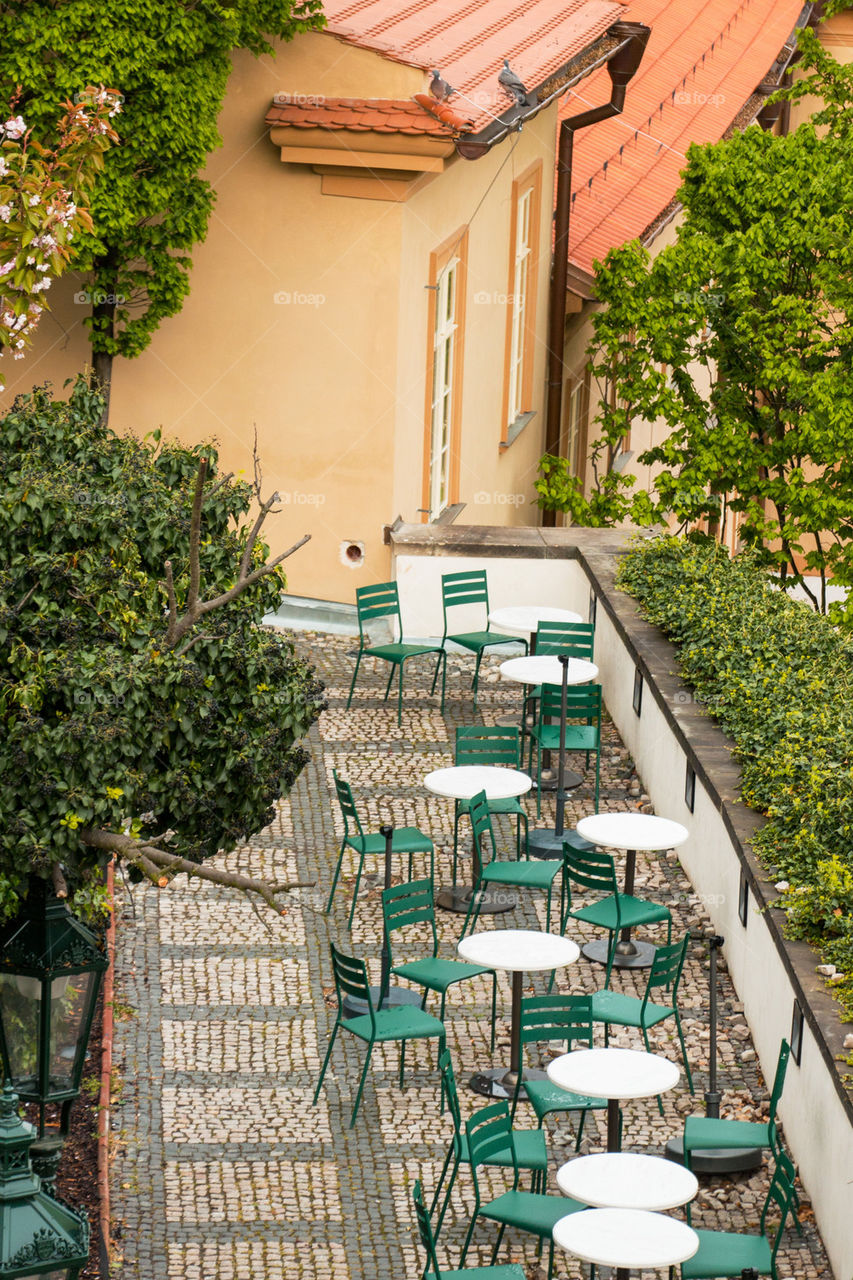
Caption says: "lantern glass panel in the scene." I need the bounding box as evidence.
[48,971,96,1092]
[0,971,40,1086]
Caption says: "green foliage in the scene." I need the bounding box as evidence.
[0,0,324,364]
[618,536,853,1014]
[0,378,324,920]
[538,39,853,616]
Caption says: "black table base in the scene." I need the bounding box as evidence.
[436,885,517,915]
[467,1065,548,1100]
[582,937,657,970]
[663,1133,763,1174]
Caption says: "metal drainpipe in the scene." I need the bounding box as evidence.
[542,22,651,525]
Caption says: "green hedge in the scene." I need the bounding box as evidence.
[618,537,853,1018]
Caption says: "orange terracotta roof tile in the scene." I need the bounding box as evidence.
[320,0,630,129]
[563,0,805,275]
[266,95,470,136]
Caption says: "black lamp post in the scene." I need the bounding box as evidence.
[0,878,107,1182]
[0,1082,89,1279]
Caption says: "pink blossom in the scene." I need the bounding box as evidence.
[0,203,11,222]
[2,115,26,140]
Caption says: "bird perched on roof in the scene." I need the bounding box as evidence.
[429,69,455,102]
[498,59,529,106]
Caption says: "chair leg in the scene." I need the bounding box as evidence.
[489,971,497,1052]
[399,1039,406,1088]
[430,1139,455,1216]
[593,745,600,810]
[434,1153,460,1237]
[458,880,482,940]
[346,651,363,709]
[383,662,396,701]
[349,1041,374,1128]
[325,839,347,915]
[545,885,553,933]
[458,1209,479,1267]
[439,650,446,714]
[347,847,368,931]
[472,649,484,709]
[641,1027,666,1116]
[313,1022,339,1105]
[674,1011,694,1094]
[490,1222,508,1265]
[519,811,528,859]
[397,662,404,726]
[603,931,617,989]
[575,1109,586,1151]
[430,647,444,695]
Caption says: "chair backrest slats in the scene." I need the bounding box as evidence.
[536,620,595,659]
[518,994,594,1049]
[563,844,620,896]
[330,942,375,1029]
[381,879,438,957]
[768,1039,791,1120]
[333,770,364,839]
[643,934,689,1005]
[455,725,521,769]
[468,791,496,868]
[539,684,602,721]
[438,1048,463,1148]
[355,581,402,639]
[762,1148,798,1256]
[465,1101,518,1189]
[441,569,489,611]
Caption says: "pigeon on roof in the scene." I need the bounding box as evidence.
[498,59,529,106]
[429,69,455,101]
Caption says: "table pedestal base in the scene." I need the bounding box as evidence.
[533,765,583,792]
[436,885,517,915]
[467,1065,548,1101]
[663,1134,763,1175]
[527,828,594,860]
[342,984,424,1019]
[582,937,657,970]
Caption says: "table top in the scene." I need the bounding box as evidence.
[576,811,689,852]
[424,764,532,801]
[546,1047,680,1101]
[488,605,582,635]
[556,1153,698,1211]
[553,1208,699,1270]
[458,929,580,974]
[499,655,599,687]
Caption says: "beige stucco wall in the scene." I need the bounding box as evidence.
[3,28,564,604]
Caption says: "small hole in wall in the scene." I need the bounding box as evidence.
[341,541,365,568]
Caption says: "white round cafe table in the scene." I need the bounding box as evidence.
[457,929,579,1099]
[576,812,689,970]
[500,655,598,687]
[553,1207,698,1278]
[556,1152,698,1210]
[425,765,531,915]
[488,605,583,647]
[547,1046,680,1151]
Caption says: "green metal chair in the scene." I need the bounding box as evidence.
[430,1048,549,1238]
[432,570,523,710]
[458,1101,586,1279]
[527,684,602,816]
[325,770,434,929]
[459,792,562,940]
[313,942,447,1128]
[381,879,497,1050]
[347,580,446,725]
[589,932,694,1109]
[521,619,595,726]
[683,1039,801,1229]
[510,994,614,1147]
[413,1179,526,1280]
[681,1147,799,1279]
[452,726,528,875]
[683,1039,790,1168]
[560,843,672,988]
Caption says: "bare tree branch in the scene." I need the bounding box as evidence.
[174,632,214,659]
[52,863,69,899]
[79,827,314,914]
[159,455,310,652]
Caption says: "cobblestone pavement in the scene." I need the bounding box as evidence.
[110,633,832,1279]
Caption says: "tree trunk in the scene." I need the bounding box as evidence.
[92,346,113,424]
[90,251,118,425]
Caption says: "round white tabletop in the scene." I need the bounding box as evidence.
[553,1208,699,1271]
[489,605,582,637]
[500,655,598,686]
[458,929,580,974]
[547,1047,680,1101]
[424,764,532,802]
[576,812,688,852]
[556,1153,698,1211]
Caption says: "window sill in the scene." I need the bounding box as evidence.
[500,410,536,450]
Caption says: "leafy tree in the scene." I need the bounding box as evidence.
[0,378,324,922]
[0,88,119,387]
[537,41,853,617]
[0,0,324,412]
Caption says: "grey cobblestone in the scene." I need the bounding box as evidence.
[110,634,833,1278]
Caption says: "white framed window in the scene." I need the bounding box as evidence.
[506,187,532,426]
[428,257,458,519]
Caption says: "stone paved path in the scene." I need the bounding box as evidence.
[110,633,832,1278]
